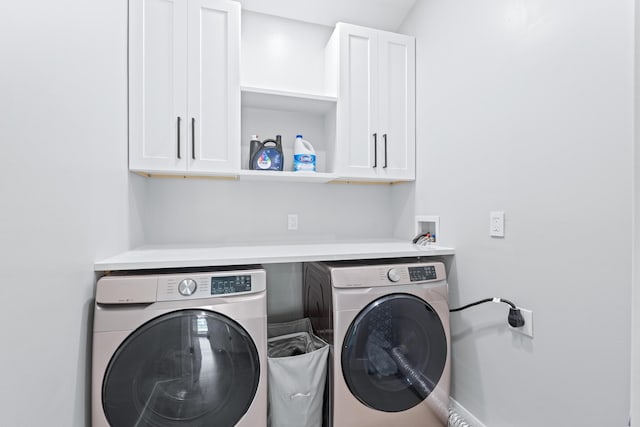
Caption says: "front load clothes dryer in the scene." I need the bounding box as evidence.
[304,260,450,427]
[92,267,267,427]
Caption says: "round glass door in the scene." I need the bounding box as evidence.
[341,294,447,412]
[103,309,260,427]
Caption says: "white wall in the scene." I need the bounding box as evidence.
[0,0,141,425]
[143,178,394,244]
[241,11,333,94]
[237,0,416,32]
[402,0,633,425]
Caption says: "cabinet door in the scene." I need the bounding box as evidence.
[129,0,188,173]
[378,32,415,180]
[187,0,240,174]
[336,24,379,179]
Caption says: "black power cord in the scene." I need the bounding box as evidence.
[450,297,525,328]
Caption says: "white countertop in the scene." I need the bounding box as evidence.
[94,240,455,271]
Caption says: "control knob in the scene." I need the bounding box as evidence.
[178,278,197,296]
[387,268,401,283]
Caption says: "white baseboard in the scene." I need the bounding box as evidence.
[450,397,487,427]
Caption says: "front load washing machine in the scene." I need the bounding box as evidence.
[304,260,450,427]
[92,267,267,427]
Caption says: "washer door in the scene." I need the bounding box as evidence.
[341,293,447,412]
[103,309,260,427]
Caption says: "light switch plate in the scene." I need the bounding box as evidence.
[490,211,505,237]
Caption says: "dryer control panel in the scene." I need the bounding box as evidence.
[408,265,437,282]
[329,262,446,289]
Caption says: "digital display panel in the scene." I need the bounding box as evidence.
[408,266,437,282]
[211,275,252,295]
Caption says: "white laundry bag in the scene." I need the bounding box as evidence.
[267,326,329,427]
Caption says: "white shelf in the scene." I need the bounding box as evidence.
[241,85,337,114]
[94,240,456,271]
[239,170,337,183]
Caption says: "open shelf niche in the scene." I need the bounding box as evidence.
[240,86,338,183]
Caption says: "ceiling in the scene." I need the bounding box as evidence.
[237,0,418,32]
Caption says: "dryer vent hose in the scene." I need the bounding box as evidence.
[448,408,473,427]
[388,346,436,400]
[388,346,450,422]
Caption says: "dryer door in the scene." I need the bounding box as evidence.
[102,309,260,427]
[341,293,447,412]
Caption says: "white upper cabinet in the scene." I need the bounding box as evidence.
[129,0,240,175]
[128,7,412,183]
[377,31,415,180]
[336,25,379,176]
[188,0,240,173]
[328,23,415,181]
[129,0,188,172]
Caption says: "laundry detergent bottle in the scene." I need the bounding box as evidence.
[250,135,284,171]
[248,135,261,169]
[293,135,316,172]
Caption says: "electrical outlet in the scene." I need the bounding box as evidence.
[490,211,505,237]
[509,307,533,337]
[287,214,298,231]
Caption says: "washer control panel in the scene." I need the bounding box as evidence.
[155,269,265,302]
[211,275,252,295]
[96,269,266,304]
[164,275,253,298]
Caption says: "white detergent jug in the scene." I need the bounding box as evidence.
[293,135,316,172]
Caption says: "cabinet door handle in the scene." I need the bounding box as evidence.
[191,118,196,160]
[383,134,388,168]
[177,116,182,159]
[373,133,378,168]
